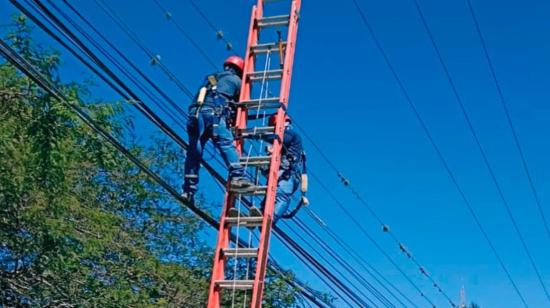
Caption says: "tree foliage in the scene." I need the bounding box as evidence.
[0,18,302,307]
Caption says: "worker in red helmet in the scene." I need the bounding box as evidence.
[252,113,308,223]
[182,56,252,203]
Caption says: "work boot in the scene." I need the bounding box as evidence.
[228,207,240,218]
[230,177,255,190]
[246,207,263,231]
[181,192,195,204]
[248,207,262,217]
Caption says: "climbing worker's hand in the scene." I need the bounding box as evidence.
[301,195,310,206]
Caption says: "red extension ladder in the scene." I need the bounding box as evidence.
[207,0,302,307]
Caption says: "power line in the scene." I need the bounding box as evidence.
[464,0,550,240]
[411,0,549,302]
[11,2,367,304]
[186,0,234,51]
[309,171,437,308]
[150,0,218,69]
[55,0,231,174]
[283,220,380,307]
[0,37,329,308]
[349,0,528,306]
[93,0,194,98]
[172,2,461,303]
[41,1,436,304]
[64,1,421,304]
[273,227,372,308]
[296,214,416,308]
[289,218,398,308]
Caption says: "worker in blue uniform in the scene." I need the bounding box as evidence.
[255,114,308,223]
[182,56,254,203]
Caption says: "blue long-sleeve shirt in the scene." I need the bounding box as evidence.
[195,67,241,107]
[267,124,306,175]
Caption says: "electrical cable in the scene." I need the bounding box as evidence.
[187,0,234,51]
[411,0,549,302]
[464,0,550,240]
[102,0,426,304]
[288,219,396,308]
[349,0,528,306]
[0,38,329,308]
[150,0,218,69]
[21,1,430,304]
[7,3,369,304]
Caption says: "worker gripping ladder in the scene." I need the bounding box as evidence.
[207,0,301,307]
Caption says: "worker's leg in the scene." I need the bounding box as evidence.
[183,113,207,195]
[272,173,299,224]
[211,115,249,183]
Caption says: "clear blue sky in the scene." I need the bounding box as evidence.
[2,0,550,306]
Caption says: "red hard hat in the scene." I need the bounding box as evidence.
[224,56,244,73]
[268,114,291,126]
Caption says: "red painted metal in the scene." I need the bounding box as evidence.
[207,1,301,307]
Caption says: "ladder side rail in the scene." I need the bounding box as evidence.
[206,189,234,308]
[250,2,302,306]
[250,119,283,307]
[279,0,300,107]
[235,4,262,153]
[206,4,260,308]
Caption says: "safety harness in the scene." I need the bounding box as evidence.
[281,151,309,219]
[191,72,236,119]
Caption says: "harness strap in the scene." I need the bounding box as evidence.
[281,195,306,220]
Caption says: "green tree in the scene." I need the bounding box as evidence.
[0,17,303,307]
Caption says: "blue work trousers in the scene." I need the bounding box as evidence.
[183,107,245,194]
[272,170,300,224]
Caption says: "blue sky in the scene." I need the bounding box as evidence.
[2,0,550,306]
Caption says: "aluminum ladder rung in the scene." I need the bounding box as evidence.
[257,15,290,28]
[248,69,283,81]
[216,280,254,290]
[222,248,258,258]
[230,185,268,195]
[240,156,271,167]
[235,126,276,139]
[251,42,287,54]
[238,97,282,110]
[225,216,264,227]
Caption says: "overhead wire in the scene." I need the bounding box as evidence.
[93,0,194,98]
[290,58,455,307]
[186,0,234,51]
[293,215,410,308]
[150,0,218,69]
[273,226,372,308]
[67,1,411,305]
[287,219,397,308]
[53,0,230,181]
[282,220,379,308]
[297,212,416,308]
[12,1,367,305]
[163,1,456,303]
[0,37,330,308]
[309,171,436,308]
[34,0,438,304]
[464,0,550,240]
[128,1,429,304]
[411,0,549,302]
[349,0,528,306]
[40,0,187,127]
